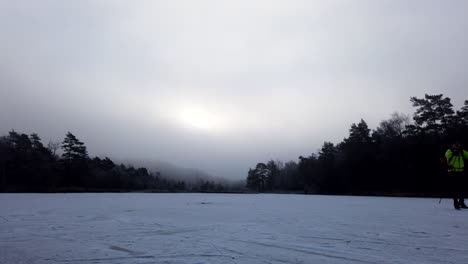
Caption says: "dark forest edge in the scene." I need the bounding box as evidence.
[0,131,244,193]
[1,94,467,196]
[246,94,468,197]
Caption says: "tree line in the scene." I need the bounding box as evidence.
[246,94,468,196]
[0,131,231,192]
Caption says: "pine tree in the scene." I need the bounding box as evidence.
[346,119,371,144]
[61,132,88,161]
[410,94,454,135]
[457,100,468,126]
[30,133,46,151]
[246,168,258,191]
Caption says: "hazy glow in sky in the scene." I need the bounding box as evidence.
[1,0,468,179]
[176,106,224,132]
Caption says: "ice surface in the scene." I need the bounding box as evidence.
[1,193,467,264]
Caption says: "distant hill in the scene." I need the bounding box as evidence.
[117,159,242,188]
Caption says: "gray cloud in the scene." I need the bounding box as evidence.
[1,0,468,179]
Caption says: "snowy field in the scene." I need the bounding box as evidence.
[1,193,468,264]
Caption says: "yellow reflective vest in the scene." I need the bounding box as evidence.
[445,149,468,172]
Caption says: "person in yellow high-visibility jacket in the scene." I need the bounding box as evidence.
[445,142,468,210]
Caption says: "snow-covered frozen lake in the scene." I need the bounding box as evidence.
[1,193,467,264]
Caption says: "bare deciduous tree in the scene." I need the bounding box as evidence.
[47,140,60,157]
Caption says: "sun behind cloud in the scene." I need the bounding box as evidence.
[176,106,224,132]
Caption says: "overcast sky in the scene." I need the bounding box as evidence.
[1,1,468,179]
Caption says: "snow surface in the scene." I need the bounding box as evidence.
[1,193,467,264]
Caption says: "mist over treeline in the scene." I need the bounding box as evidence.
[0,131,243,192]
[247,94,468,196]
[120,159,237,188]
[2,93,467,195]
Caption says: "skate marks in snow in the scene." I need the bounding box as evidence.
[45,255,155,263]
[43,241,233,263]
[228,232,468,264]
[230,238,377,264]
[48,253,236,264]
[108,245,145,255]
[2,193,468,264]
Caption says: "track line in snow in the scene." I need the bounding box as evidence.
[108,245,144,255]
[349,238,468,253]
[46,255,155,262]
[231,239,378,264]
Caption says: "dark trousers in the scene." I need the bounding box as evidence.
[448,171,466,204]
